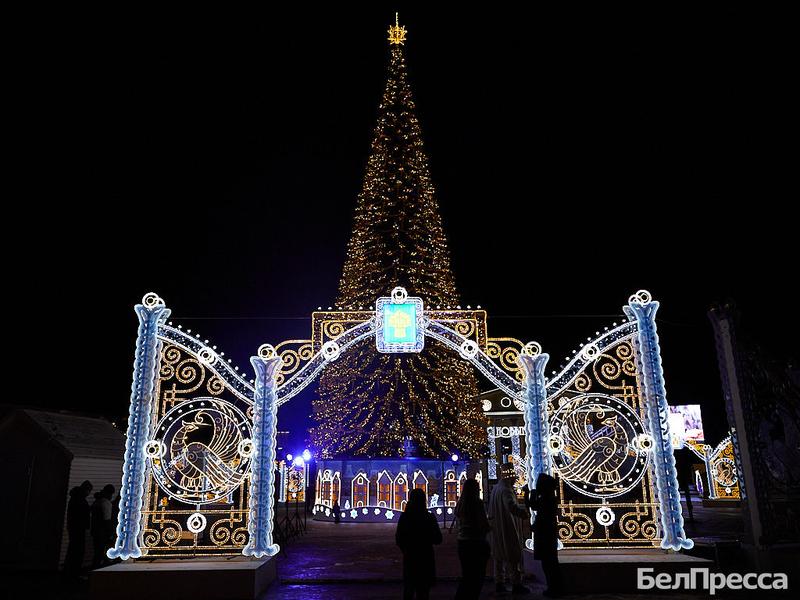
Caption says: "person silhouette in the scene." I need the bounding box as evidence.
[455,478,491,600]
[64,480,92,578]
[529,473,562,597]
[489,464,529,594]
[91,484,115,569]
[395,487,442,600]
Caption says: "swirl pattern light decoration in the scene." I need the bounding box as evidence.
[108,294,170,561]
[705,434,741,499]
[109,288,689,556]
[242,355,282,558]
[627,291,693,550]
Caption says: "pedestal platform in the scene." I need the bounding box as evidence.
[90,556,276,600]
[524,548,713,593]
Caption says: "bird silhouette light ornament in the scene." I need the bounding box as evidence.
[109,286,693,557]
[548,393,651,499]
[376,287,424,353]
[148,399,253,504]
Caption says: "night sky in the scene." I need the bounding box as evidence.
[20,5,795,454]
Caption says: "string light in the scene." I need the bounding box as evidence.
[312,19,484,458]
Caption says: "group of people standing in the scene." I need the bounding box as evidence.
[396,464,562,599]
[64,480,118,579]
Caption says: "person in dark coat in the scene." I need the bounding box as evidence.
[455,478,491,600]
[395,487,442,600]
[91,484,115,569]
[529,473,562,597]
[64,480,92,577]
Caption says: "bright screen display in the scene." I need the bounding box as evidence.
[668,404,705,444]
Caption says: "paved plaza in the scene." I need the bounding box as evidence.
[264,503,746,599]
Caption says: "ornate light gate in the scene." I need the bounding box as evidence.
[107,288,691,561]
[541,314,660,547]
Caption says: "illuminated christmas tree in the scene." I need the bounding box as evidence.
[311,16,484,458]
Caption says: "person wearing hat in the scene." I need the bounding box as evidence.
[488,464,530,594]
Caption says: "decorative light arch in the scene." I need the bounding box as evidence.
[108,288,692,560]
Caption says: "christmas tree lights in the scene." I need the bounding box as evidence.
[312,18,484,458]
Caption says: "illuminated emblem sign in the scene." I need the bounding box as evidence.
[376,287,424,353]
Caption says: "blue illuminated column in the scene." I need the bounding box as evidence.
[108,293,170,560]
[517,351,551,497]
[242,352,282,558]
[628,293,693,551]
[703,449,717,500]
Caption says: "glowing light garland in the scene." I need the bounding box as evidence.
[518,349,551,490]
[517,349,550,548]
[241,354,281,558]
[627,291,693,550]
[108,294,170,561]
[109,287,694,558]
[313,21,485,458]
[105,9,694,560]
[487,427,497,479]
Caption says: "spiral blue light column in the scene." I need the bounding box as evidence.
[628,292,693,551]
[518,352,552,487]
[242,352,282,558]
[518,349,551,550]
[108,293,170,560]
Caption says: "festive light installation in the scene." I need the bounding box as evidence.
[686,435,741,500]
[108,293,169,560]
[518,348,550,499]
[627,291,694,550]
[549,395,651,500]
[242,352,282,558]
[313,16,484,458]
[109,288,693,556]
[107,19,694,558]
[706,436,741,500]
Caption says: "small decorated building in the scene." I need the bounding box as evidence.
[312,458,483,522]
[0,408,125,570]
[477,388,527,490]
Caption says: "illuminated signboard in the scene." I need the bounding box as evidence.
[376,287,424,353]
